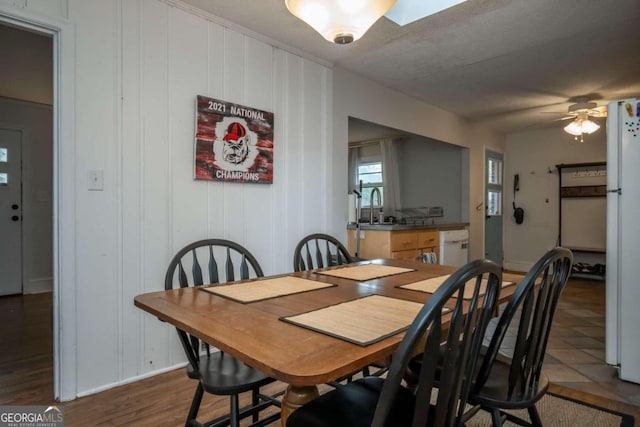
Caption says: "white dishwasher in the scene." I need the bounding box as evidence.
[439,229,469,267]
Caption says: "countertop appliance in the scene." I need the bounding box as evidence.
[606,98,640,384]
[438,229,468,267]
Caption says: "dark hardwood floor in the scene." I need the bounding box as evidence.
[0,292,286,425]
[0,292,53,405]
[1,277,639,425]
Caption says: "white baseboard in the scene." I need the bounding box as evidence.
[24,277,53,294]
[75,362,189,399]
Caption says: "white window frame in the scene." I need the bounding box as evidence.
[358,161,384,208]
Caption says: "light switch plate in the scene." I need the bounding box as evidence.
[88,169,104,191]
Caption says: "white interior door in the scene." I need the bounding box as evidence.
[0,129,23,296]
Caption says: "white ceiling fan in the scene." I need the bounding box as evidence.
[550,96,607,142]
[559,96,607,121]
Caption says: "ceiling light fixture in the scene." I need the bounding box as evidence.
[563,113,600,143]
[285,0,398,44]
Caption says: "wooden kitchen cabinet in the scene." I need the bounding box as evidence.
[390,231,418,252]
[418,230,438,252]
[348,228,441,261]
[390,249,421,260]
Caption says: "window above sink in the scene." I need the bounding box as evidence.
[358,161,384,208]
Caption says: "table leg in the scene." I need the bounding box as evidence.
[281,384,319,426]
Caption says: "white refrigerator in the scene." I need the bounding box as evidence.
[606,98,640,384]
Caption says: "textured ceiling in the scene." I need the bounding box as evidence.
[181,0,640,134]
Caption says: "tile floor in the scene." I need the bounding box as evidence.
[497,276,640,407]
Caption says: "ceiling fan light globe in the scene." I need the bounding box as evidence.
[563,116,600,137]
[581,119,600,134]
[564,121,584,136]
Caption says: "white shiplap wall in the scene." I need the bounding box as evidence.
[79,0,333,394]
[1,0,333,396]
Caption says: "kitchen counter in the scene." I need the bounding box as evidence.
[346,222,468,231]
[346,223,468,261]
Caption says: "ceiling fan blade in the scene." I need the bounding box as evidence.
[589,106,608,117]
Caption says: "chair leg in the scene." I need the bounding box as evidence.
[186,383,204,427]
[252,388,259,423]
[230,394,240,427]
[489,407,504,427]
[528,404,543,427]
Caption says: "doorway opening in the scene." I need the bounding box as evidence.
[0,21,55,402]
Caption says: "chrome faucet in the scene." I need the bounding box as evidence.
[369,187,382,224]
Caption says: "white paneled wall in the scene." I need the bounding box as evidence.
[73,0,120,394]
[87,0,331,394]
[0,0,67,18]
[1,0,334,396]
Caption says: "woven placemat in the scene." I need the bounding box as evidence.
[281,294,447,346]
[316,264,415,281]
[201,276,335,303]
[399,274,515,300]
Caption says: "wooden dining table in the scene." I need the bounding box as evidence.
[134,258,521,426]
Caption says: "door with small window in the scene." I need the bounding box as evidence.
[0,129,23,295]
[485,150,503,264]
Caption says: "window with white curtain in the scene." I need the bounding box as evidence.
[358,161,384,208]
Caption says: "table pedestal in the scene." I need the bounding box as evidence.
[281,385,319,426]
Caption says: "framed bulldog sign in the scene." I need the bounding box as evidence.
[194,95,274,184]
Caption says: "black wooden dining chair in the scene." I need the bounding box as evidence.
[293,233,354,272]
[286,259,503,427]
[293,233,382,383]
[165,239,281,427]
[466,247,573,426]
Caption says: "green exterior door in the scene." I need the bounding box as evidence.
[485,150,503,264]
